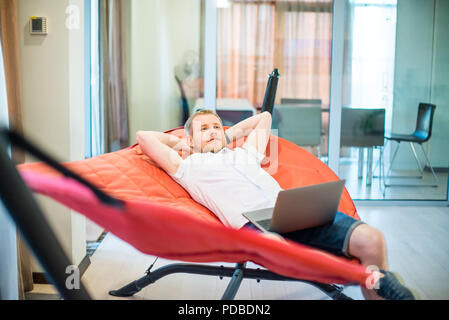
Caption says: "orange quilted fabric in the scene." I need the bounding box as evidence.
[19,127,358,222]
[17,128,368,286]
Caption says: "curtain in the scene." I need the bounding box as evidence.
[0,0,33,299]
[217,0,333,108]
[0,0,24,163]
[217,1,275,107]
[99,0,129,153]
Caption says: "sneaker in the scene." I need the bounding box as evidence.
[374,270,420,300]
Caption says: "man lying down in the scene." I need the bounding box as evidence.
[136,109,417,300]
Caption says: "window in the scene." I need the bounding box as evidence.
[217,0,333,108]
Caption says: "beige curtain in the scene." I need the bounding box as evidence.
[99,0,129,152]
[0,0,34,299]
[217,0,333,108]
[217,1,275,107]
[0,0,24,163]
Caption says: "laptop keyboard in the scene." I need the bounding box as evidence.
[257,219,271,230]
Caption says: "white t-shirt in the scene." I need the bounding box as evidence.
[169,142,283,229]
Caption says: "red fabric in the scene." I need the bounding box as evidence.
[18,128,368,286]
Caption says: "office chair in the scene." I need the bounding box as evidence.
[272,105,322,157]
[278,98,325,160]
[383,103,438,187]
[175,75,190,125]
[340,108,385,186]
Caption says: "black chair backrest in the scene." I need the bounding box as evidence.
[414,103,436,142]
[261,69,280,114]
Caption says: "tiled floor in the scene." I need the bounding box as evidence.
[340,161,447,201]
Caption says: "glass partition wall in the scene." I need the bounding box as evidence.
[204,0,448,203]
[337,0,449,201]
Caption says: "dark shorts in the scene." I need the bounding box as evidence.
[243,211,365,258]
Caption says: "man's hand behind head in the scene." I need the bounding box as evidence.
[173,137,194,159]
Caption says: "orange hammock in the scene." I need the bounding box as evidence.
[9,126,370,299]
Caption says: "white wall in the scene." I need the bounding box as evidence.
[127,0,200,144]
[391,0,449,169]
[17,0,86,272]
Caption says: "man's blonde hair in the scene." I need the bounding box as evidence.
[184,109,223,136]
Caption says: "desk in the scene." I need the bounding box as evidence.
[340,108,385,186]
[194,98,257,126]
[194,98,256,112]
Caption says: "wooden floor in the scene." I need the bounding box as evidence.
[29,206,449,300]
[79,206,449,300]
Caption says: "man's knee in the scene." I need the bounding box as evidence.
[349,225,386,260]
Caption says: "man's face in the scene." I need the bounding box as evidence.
[190,114,226,153]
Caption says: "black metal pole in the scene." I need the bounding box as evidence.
[1,128,123,209]
[261,68,280,115]
[221,263,246,300]
[0,133,91,300]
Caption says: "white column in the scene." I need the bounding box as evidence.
[204,0,217,111]
[328,0,346,175]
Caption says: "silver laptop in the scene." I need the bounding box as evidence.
[243,180,345,233]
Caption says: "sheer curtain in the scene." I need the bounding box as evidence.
[217,1,275,107]
[99,0,130,153]
[217,0,333,108]
[275,0,333,106]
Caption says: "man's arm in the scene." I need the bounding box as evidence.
[136,131,187,175]
[225,111,272,155]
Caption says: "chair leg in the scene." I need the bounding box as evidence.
[419,144,439,186]
[409,142,424,177]
[385,141,400,180]
[369,146,385,194]
[383,141,439,187]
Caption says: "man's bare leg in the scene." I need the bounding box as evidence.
[347,224,388,300]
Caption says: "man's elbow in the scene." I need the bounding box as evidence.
[261,111,272,121]
[136,130,154,145]
[261,111,272,126]
[136,131,144,144]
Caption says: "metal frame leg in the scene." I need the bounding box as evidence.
[0,130,92,300]
[109,262,352,300]
[222,263,246,300]
[366,147,373,186]
[358,148,365,179]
